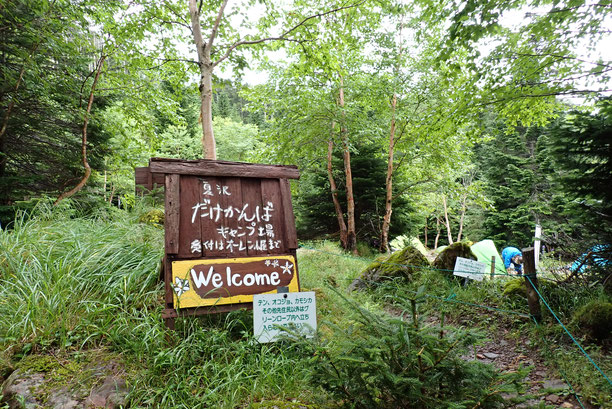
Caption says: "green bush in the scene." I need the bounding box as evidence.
[138,208,165,226]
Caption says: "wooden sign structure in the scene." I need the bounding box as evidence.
[136,158,300,329]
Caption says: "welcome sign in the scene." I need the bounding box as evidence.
[136,158,301,328]
[172,255,299,307]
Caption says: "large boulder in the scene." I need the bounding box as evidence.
[349,246,430,291]
[433,242,478,277]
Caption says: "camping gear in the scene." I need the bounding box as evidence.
[471,239,506,275]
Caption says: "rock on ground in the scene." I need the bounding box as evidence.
[1,357,128,409]
[348,246,430,291]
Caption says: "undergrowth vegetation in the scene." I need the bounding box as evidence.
[0,202,610,408]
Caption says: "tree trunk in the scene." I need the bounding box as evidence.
[456,199,466,242]
[442,195,453,244]
[434,217,441,250]
[327,136,348,248]
[338,76,357,254]
[199,66,216,159]
[380,93,397,252]
[189,0,225,159]
[55,55,105,205]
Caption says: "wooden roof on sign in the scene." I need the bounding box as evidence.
[149,158,300,180]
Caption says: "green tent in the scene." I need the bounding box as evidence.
[389,235,428,256]
[470,239,506,276]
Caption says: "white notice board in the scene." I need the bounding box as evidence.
[253,291,317,343]
[453,257,487,282]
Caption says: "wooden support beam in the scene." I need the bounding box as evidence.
[150,158,300,180]
[522,247,542,322]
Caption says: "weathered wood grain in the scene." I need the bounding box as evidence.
[165,174,180,254]
[260,178,286,254]
[280,178,298,249]
[150,158,300,180]
[178,176,202,258]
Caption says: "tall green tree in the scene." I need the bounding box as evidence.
[544,97,612,253]
[187,0,365,159]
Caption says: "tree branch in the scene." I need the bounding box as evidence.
[207,0,229,55]
[54,55,106,205]
[212,1,366,68]
[512,52,612,69]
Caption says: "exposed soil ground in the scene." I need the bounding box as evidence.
[452,312,600,409]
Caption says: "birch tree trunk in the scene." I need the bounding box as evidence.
[434,217,441,250]
[442,195,454,244]
[380,93,397,252]
[327,136,348,248]
[456,199,466,242]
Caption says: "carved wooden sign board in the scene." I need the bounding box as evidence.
[135,158,300,329]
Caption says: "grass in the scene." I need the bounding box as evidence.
[0,202,610,408]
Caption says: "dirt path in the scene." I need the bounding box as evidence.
[463,325,596,408]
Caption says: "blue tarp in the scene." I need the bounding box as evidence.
[570,244,611,273]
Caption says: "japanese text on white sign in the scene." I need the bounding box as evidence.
[253,292,317,343]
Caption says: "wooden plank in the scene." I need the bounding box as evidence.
[218,177,242,257]
[134,167,151,192]
[291,249,301,291]
[240,179,265,256]
[135,167,165,189]
[149,158,300,180]
[198,176,221,257]
[165,174,180,254]
[164,256,173,306]
[280,178,298,249]
[260,178,286,254]
[178,176,202,258]
[162,303,252,319]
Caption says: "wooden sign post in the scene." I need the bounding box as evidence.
[136,158,300,329]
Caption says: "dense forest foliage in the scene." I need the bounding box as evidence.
[1,0,610,261]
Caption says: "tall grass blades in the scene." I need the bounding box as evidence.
[0,203,164,351]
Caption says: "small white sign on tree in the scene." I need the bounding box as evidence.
[253,291,317,343]
[453,257,487,282]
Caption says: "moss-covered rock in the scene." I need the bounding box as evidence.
[348,246,430,291]
[432,242,477,277]
[2,352,128,409]
[572,300,612,342]
[503,279,527,298]
[138,208,165,226]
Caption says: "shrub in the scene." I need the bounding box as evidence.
[138,209,165,226]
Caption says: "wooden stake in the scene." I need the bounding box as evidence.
[490,256,495,280]
[522,247,542,322]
